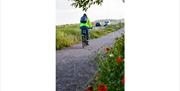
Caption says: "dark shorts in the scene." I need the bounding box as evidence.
[80,26,89,36]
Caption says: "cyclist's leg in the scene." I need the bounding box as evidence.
[80,27,86,42]
[86,28,89,40]
[85,27,89,45]
[82,32,85,42]
[80,27,84,35]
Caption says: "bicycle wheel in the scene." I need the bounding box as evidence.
[82,36,86,48]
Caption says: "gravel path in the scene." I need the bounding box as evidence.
[56,28,124,91]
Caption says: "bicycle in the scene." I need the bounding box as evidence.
[81,27,92,48]
[82,34,88,48]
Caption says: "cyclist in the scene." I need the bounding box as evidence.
[80,13,92,45]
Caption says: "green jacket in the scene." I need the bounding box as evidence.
[80,17,92,27]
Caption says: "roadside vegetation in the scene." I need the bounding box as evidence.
[56,24,81,49]
[86,34,125,91]
[56,23,124,49]
[89,23,124,39]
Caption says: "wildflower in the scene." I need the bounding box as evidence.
[98,83,107,91]
[109,53,114,57]
[87,85,93,91]
[104,47,110,53]
[116,56,123,63]
[121,76,125,85]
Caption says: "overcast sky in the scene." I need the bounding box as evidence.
[56,0,125,25]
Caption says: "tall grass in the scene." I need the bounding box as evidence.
[90,23,124,39]
[56,24,81,49]
[56,23,124,49]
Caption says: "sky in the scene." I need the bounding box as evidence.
[56,0,125,25]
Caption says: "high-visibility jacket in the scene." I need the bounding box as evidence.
[80,17,92,27]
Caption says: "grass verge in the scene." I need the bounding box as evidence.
[56,23,124,49]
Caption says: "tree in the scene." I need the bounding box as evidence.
[69,0,125,11]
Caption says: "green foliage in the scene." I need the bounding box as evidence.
[70,0,103,11]
[91,34,125,91]
[114,34,125,58]
[70,0,125,11]
[56,23,124,49]
[56,24,81,49]
[90,23,124,39]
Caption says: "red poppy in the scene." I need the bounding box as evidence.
[116,56,123,63]
[104,48,110,53]
[98,83,107,91]
[121,76,125,85]
[87,85,93,91]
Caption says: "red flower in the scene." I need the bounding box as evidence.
[121,76,125,85]
[98,83,107,91]
[116,56,123,63]
[87,85,93,91]
[104,48,110,53]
